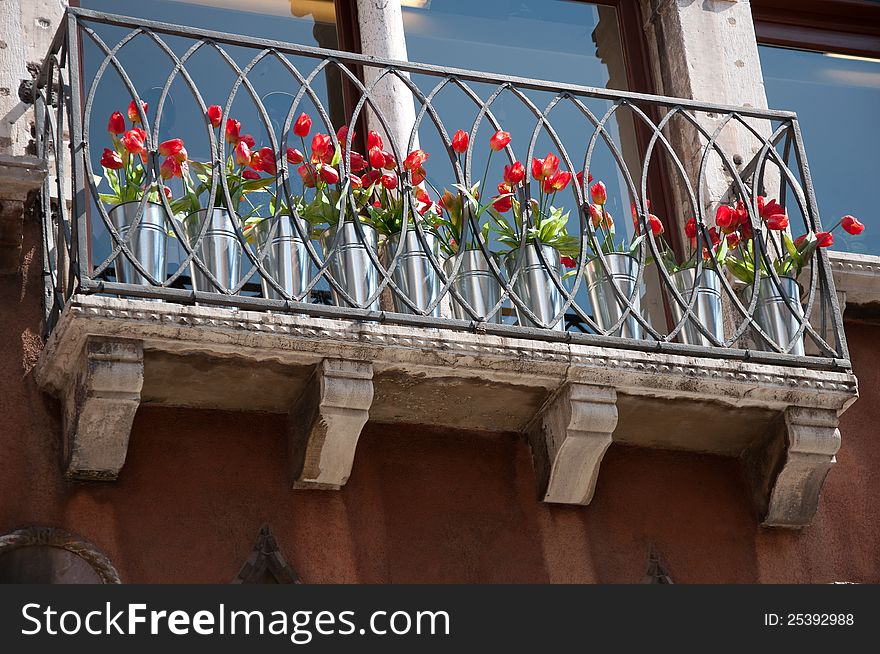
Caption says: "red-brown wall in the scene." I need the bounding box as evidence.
[2,217,878,583]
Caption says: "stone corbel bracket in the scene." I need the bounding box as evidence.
[35,335,144,480]
[289,359,374,490]
[746,406,844,528]
[528,384,618,505]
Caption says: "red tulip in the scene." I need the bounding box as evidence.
[840,215,864,235]
[372,200,382,209]
[286,147,304,164]
[382,151,397,170]
[367,130,383,150]
[158,138,185,159]
[492,194,512,213]
[404,149,428,171]
[715,204,737,232]
[234,141,252,167]
[588,203,604,229]
[207,105,222,129]
[368,146,385,169]
[411,167,426,185]
[561,256,577,269]
[590,181,607,205]
[726,232,741,248]
[293,113,312,138]
[709,227,721,247]
[320,165,340,184]
[363,169,381,186]
[543,170,571,193]
[298,164,316,188]
[415,187,430,204]
[127,100,147,124]
[122,128,147,156]
[816,231,834,247]
[312,133,334,163]
[349,174,363,189]
[336,124,354,147]
[160,156,182,180]
[532,154,559,181]
[489,130,511,151]
[250,147,276,175]
[380,174,398,190]
[162,185,172,201]
[225,118,241,144]
[239,134,255,149]
[100,147,123,170]
[576,170,593,187]
[504,161,525,185]
[242,169,260,180]
[451,130,469,154]
[794,234,808,249]
[758,197,784,219]
[647,214,664,236]
[348,151,367,172]
[766,213,789,230]
[108,112,125,135]
[685,216,697,239]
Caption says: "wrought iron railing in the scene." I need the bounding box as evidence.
[33,8,850,369]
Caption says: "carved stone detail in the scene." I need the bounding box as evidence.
[528,384,617,505]
[61,336,143,480]
[746,406,842,528]
[289,359,374,490]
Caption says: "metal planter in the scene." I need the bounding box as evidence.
[387,230,443,317]
[252,215,312,300]
[443,249,503,323]
[667,268,724,346]
[319,221,380,311]
[181,208,244,293]
[504,243,565,331]
[107,201,167,287]
[741,276,805,356]
[583,252,643,339]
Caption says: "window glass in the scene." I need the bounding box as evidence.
[759,44,879,255]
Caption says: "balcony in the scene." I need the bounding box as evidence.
[31,8,857,527]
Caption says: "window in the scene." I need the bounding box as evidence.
[754,0,880,256]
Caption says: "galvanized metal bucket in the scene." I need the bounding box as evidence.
[181,208,244,293]
[387,230,443,317]
[583,252,643,339]
[504,243,565,331]
[668,268,724,346]
[319,221,380,311]
[740,276,805,356]
[443,249,503,323]
[251,215,311,300]
[108,201,167,287]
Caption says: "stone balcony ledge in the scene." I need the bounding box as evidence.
[35,295,859,528]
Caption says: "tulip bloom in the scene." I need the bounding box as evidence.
[162,185,172,201]
[240,134,256,149]
[492,193,513,213]
[576,170,593,187]
[122,128,147,156]
[590,181,607,205]
[766,213,789,231]
[841,215,864,235]
[108,112,125,135]
[380,174,398,190]
[158,138,185,159]
[489,130,511,151]
[349,151,367,172]
[320,165,340,185]
[415,187,430,204]
[252,147,276,175]
[367,130,383,150]
[225,119,241,145]
[312,133,334,163]
[349,174,363,189]
[286,147,304,164]
[543,170,571,194]
[588,203,604,229]
[298,164,316,188]
[504,161,525,185]
[293,113,312,138]
[234,141,252,167]
[685,217,697,239]
[127,100,148,124]
[648,214,664,237]
[451,130,469,154]
[363,169,382,187]
[336,124,354,147]
[816,231,834,247]
[160,156,182,180]
[207,105,222,129]
[758,197,783,219]
[404,149,428,171]
[793,234,808,249]
[715,204,737,232]
[100,147,124,170]
[561,256,577,269]
[382,151,397,170]
[411,167,426,185]
[242,169,260,180]
[531,154,559,181]
[368,147,385,169]
[726,232,741,248]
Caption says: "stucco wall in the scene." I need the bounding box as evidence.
[1,215,878,583]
